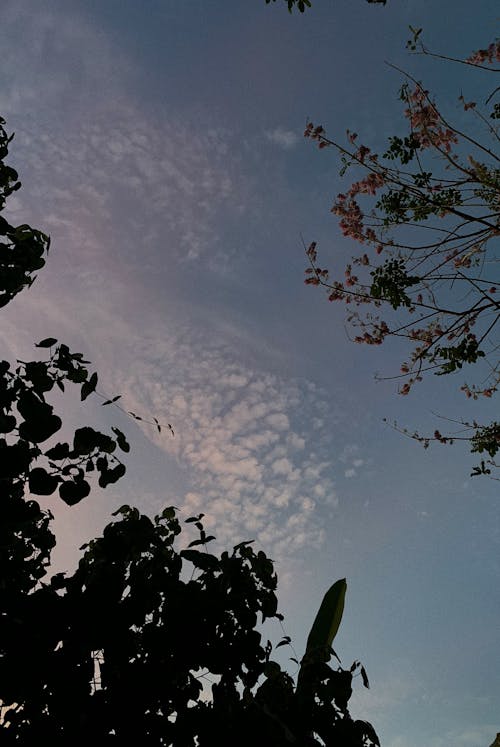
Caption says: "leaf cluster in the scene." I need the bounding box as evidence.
[0,118,49,307]
[1,507,378,746]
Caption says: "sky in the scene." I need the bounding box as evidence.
[0,0,498,745]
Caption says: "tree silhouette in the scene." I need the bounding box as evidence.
[0,116,378,745]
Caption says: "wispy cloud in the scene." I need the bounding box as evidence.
[265,126,299,150]
[5,109,244,274]
[0,3,255,277]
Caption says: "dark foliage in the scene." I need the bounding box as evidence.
[0,116,378,745]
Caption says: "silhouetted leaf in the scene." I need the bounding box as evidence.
[102,395,121,406]
[181,549,219,571]
[111,426,130,453]
[35,337,57,348]
[80,371,98,401]
[276,636,291,649]
[29,467,59,495]
[44,442,70,460]
[0,413,16,433]
[19,412,62,443]
[98,462,125,488]
[59,478,90,505]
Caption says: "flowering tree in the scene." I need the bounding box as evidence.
[304,35,500,476]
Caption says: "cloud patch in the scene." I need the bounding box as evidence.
[110,325,340,571]
[265,126,299,150]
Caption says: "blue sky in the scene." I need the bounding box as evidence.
[0,1,498,745]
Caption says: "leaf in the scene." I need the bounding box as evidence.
[298,578,347,695]
[360,665,370,689]
[276,636,291,649]
[98,462,126,488]
[306,579,346,658]
[0,413,16,433]
[101,395,121,406]
[188,538,206,548]
[81,371,98,401]
[153,416,161,433]
[44,442,70,460]
[29,467,59,495]
[234,540,255,550]
[111,426,130,453]
[35,337,57,348]
[263,661,281,679]
[180,549,219,571]
[111,504,132,517]
[160,506,177,520]
[19,413,62,443]
[59,478,91,506]
[73,427,115,456]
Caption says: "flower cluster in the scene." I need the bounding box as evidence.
[302,39,499,472]
[466,40,500,65]
[404,85,458,152]
[331,195,365,240]
[348,172,386,197]
[304,122,329,148]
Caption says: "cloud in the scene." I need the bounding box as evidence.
[339,444,366,478]
[384,724,499,747]
[107,323,341,572]
[4,108,244,277]
[265,126,299,150]
[0,3,256,280]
